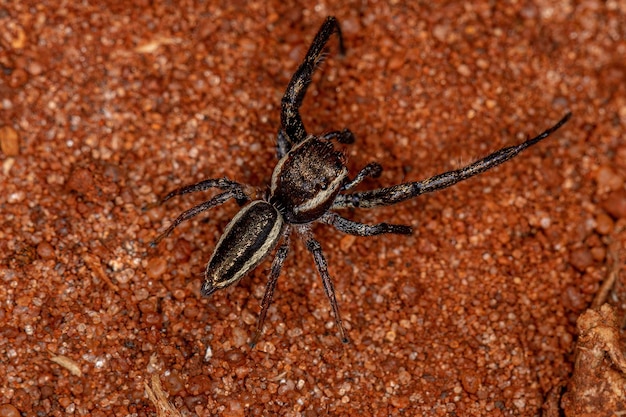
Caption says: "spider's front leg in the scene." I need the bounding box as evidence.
[333,113,572,209]
[278,16,345,158]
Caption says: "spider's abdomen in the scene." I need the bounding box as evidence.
[270,136,348,223]
[202,200,284,296]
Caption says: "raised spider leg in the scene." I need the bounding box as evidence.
[342,162,383,191]
[150,190,246,247]
[333,112,572,209]
[322,212,412,235]
[320,128,355,144]
[306,238,349,344]
[278,16,345,157]
[250,234,291,348]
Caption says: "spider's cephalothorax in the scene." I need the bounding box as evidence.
[271,136,348,223]
[150,16,572,347]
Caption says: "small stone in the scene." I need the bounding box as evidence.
[384,329,396,342]
[8,68,28,88]
[7,191,25,203]
[0,404,21,417]
[595,165,623,192]
[339,235,356,252]
[461,371,480,394]
[595,213,614,235]
[222,399,245,417]
[145,257,167,280]
[388,56,405,71]
[66,167,95,196]
[602,191,626,219]
[457,63,471,77]
[2,158,15,176]
[196,18,219,40]
[432,24,450,42]
[186,374,211,395]
[138,298,158,314]
[7,22,26,49]
[231,327,248,348]
[564,285,586,311]
[162,372,185,395]
[36,242,55,260]
[26,61,43,76]
[590,246,605,262]
[390,395,410,408]
[0,125,19,156]
[569,248,593,272]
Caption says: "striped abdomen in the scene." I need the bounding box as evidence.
[202,201,284,296]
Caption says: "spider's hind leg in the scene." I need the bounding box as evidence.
[148,179,251,247]
[322,212,412,236]
[150,190,247,247]
[305,238,349,344]
[250,234,291,348]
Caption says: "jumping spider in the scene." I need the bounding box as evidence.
[150,16,571,347]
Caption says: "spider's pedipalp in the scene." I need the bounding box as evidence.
[320,128,355,144]
[342,162,383,191]
[150,190,246,247]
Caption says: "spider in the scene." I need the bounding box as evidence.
[150,16,571,347]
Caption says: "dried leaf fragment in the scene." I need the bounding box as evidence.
[561,304,626,416]
[144,374,182,417]
[50,355,83,377]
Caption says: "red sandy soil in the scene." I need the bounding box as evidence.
[1,1,625,416]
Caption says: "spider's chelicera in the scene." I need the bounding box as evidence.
[150,16,571,347]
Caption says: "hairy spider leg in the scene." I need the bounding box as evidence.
[306,238,349,344]
[322,212,412,235]
[332,112,572,210]
[250,233,291,348]
[278,16,345,157]
[150,189,248,247]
